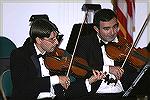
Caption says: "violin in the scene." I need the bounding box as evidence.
[105,13,150,69]
[44,47,93,78]
[105,37,150,69]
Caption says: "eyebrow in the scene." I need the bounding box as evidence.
[102,23,119,29]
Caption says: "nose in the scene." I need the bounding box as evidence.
[111,27,118,35]
[110,28,115,35]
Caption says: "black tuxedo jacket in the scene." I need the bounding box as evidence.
[75,33,138,94]
[10,38,52,99]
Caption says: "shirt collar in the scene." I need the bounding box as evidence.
[34,43,46,55]
[96,33,118,44]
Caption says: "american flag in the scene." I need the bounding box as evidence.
[112,0,135,43]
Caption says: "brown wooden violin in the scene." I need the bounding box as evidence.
[106,13,150,69]
[44,47,93,78]
[105,36,150,69]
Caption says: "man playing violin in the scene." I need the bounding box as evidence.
[10,19,70,100]
[72,8,138,100]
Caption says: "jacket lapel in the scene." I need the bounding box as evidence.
[23,38,42,77]
[31,52,41,77]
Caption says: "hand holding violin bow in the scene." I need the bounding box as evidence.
[59,76,70,89]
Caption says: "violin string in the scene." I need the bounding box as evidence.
[66,11,89,77]
[121,13,150,68]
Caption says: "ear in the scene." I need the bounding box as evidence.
[93,26,99,33]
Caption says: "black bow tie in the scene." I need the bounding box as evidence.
[100,40,105,46]
[37,54,46,59]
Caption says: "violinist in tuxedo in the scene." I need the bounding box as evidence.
[74,8,138,100]
[10,19,70,100]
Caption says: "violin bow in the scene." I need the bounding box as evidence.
[121,13,150,68]
[66,11,89,77]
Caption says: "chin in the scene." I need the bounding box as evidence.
[46,49,53,53]
[107,37,116,42]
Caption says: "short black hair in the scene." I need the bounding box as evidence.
[29,14,49,22]
[93,9,117,24]
[29,19,59,42]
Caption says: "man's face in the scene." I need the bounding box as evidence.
[40,31,59,53]
[98,17,119,42]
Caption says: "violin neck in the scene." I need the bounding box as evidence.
[73,61,93,71]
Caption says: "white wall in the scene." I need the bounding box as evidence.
[1,0,150,49]
[2,2,84,49]
[134,2,149,48]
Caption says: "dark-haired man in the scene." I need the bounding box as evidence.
[74,8,138,100]
[10,19,69,100]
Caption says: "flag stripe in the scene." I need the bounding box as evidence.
[112,0,135,43]
[127,0,132,17]
[116,7,127,30]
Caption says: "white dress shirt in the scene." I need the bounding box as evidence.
[34,44,59,99]
[85,34,124,93]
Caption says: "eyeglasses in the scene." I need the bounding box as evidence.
[56,34,64,43]
[42,37,57,43]
[42,34,64,43]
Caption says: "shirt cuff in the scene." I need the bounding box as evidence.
[85,79,91,92]
[50,75,59,86]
